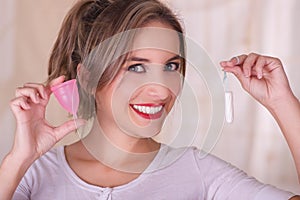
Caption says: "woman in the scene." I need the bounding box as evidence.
[0,0,299,199]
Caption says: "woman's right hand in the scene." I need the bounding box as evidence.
[9,76,85,165]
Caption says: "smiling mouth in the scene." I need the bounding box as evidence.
[130,104,164,119]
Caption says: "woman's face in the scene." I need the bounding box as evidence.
[95,21,183,138]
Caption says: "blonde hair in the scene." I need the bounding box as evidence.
[47,0,186,119]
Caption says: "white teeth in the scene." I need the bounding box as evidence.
[132,105,163,114]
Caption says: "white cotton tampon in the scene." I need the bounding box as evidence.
[223,71,234,123]
[225,91,234,123]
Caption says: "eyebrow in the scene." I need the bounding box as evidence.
[126,55,181,63]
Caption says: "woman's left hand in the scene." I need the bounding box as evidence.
[220,53,294,109]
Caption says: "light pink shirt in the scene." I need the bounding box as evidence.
[13,145,294,200]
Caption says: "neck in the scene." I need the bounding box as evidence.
[80,117,160,173]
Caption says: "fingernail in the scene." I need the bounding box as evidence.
[42,91,47,99]
[220,61,226,66]
[35,93,40,103]
[234,56,240,65]
[258,74,262,79]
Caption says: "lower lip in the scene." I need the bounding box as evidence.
[130,105,164,120]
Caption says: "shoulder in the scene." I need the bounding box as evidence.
[13,146,66,198]
[178,146,295,200]
[25,146,65,179]
[174,146,246,183]
[157,145,229,175]
[164,145,229,169]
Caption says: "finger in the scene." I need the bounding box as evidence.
[253,56,266,79]
[229,54,248,66]
[48,75,65,87]
[10,96,31,112]
[45,76,66,97]
[223,66,250,92]
[53,119,86,141]
[263,56,283,72]
[15,87,41,104]
[242,53,259,78]
[23,83,47,99]
[220,54,247,67]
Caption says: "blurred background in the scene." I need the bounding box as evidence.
[0,0,299,193]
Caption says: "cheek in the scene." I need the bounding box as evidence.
[95,91,107,112]
[112,75,140,104]
[95,87,115,114]
[165,92,178,113]
[95,75,125,108]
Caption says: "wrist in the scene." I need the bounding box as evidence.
[1,152,33,175]
[266,94,300,133]
[266,93,299,115]
[4,146,39,172]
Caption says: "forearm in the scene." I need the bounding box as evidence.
[268,94,300,182]
[0,153,32,200]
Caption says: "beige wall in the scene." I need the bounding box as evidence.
[0,0,78,157]
[166,0,300,193]
[0,0,299,193]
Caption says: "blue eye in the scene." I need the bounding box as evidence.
[164,62,180,71]
[127,64,146,73]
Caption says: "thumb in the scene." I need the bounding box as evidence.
[53,119,86,141]
[49,75,66,87]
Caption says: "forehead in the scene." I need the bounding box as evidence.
[127,49,180,64]
[131,27,181,56]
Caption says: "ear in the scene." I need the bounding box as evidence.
[77,63,87,91]
[77,63,82,76]
[76,63,97,95]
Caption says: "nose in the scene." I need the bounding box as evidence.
[145,84,172,101]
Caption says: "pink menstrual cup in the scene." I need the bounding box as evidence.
[51,79,79,118]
